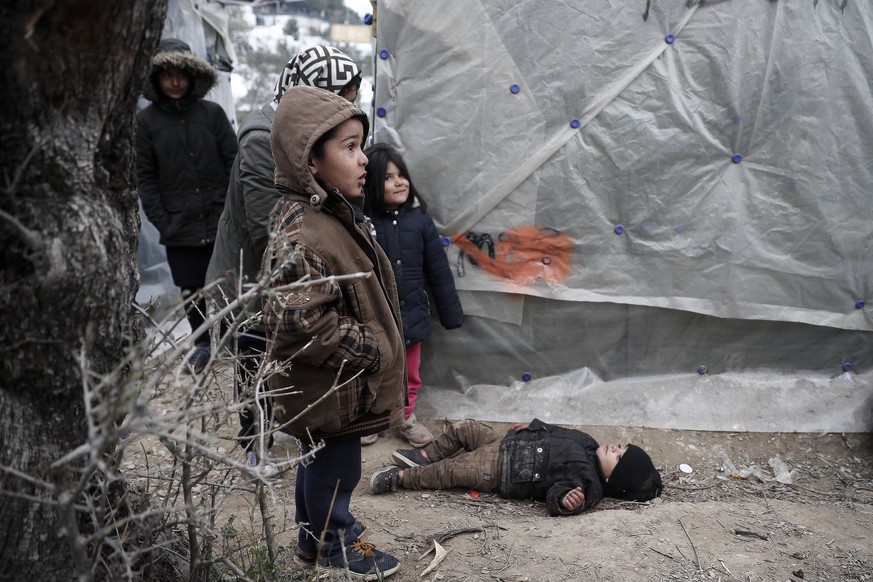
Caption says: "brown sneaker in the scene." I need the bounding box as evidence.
[293,547,316,568]
[397,414,433,448]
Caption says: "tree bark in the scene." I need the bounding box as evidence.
[0,1,167,578]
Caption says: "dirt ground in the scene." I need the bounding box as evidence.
[122,364,873,582]
[261,418,873,582]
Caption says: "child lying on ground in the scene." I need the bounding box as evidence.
[370,418,662,516]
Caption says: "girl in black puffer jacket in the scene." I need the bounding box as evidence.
[363,144,464,447]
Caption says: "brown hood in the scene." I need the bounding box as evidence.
[271,85,369,202]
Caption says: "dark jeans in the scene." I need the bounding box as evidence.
[403,419,502,493]
[167,244,213,347]
[235,330,274,452]
[295,437,361,556]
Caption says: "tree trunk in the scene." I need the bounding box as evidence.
[0,1,167,578]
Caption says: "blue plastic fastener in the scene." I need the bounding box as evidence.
[665,33,676,44]
[842,362,853,373]
[570,118,581,129]
[614,224,625,235]
[364,13,373,24]
[510,84,521,94]
[440,236,451,247]
[379,49,390,60]
[697,366,707,375]
[521,372,533,382]
[732,153,743,164]
[376,107,387,118]
[855,299,865,310]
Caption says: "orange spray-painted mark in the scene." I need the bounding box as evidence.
[453,226,573,286]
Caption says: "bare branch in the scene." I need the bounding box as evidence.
[0,208,44,253]
[2,136,44,197]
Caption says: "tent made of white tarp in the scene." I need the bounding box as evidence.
[368,0,873,432]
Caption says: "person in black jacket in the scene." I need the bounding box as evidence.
[362,144,464,447]
[370,418,662,517]
[136,38,238,372]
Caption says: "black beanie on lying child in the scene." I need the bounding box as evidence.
[603,444,663,502]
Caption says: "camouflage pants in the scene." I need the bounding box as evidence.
[402,419,503,493]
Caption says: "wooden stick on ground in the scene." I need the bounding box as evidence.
[679,519,702,572]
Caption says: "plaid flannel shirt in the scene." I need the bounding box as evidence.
[264,204,380,374]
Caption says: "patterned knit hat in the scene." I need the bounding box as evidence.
[273,45,361,103]
[603,445,663,502]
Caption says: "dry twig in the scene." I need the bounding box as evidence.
[678,518,701,571]
[731,527,769,540]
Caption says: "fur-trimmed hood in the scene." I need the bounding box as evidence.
[142,38,218,102]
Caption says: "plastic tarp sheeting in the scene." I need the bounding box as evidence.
[136,201,180,316]
[162,0,239,128]
[370,0,873,432]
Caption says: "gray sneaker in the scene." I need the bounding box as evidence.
[370,467,400,494]
[361,432,379,446]
[397,414,433,447]
[246,448,279,467]
[391,448,431,468]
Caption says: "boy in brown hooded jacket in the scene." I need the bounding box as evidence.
[205,45,363,466]
[262,85,406,578]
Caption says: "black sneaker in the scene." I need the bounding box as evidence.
[318,539,400,580]
[293,521,366,568]
[391,448,432,468]
[369,467,400,494]
[186,346,211,374]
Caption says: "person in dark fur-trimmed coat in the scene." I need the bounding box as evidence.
[363,144,464,448]
[136,38,238,372]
